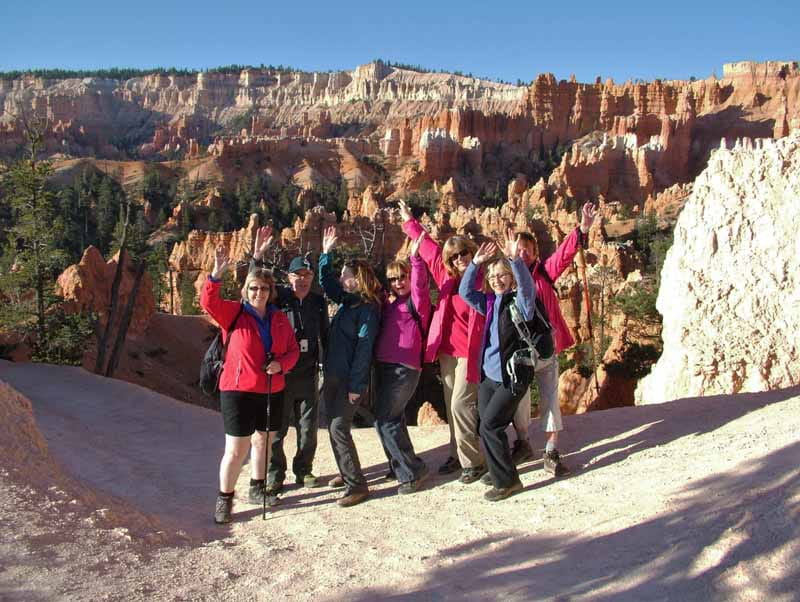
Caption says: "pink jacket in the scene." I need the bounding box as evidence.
[403,219,486,384]
[532,227,586,353]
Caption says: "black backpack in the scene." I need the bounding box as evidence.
[199,303,245,396]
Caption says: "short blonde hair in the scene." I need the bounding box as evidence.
[442,236,478,277]
[242,268,277,304]
[485,258,515,293]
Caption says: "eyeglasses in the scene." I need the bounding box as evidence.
[248,285,272,292]
[387,275,408,283]
[488,273,513,282]
[450,249,472,262]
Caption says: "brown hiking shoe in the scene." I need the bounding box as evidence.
[484,480,523,502]
[337,489,369,507]
[329,475,345,488]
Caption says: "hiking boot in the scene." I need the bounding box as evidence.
[329,475,345,488]
[484,480,523,502]
[214,494,233,524]
[480,472,493,486]
[437,456,461,475]
[296,474,321,488]
[459,466,488,484]
[337,489,369,507]
[248,483,281,507]
[265,482,284,496]
[543,449,570,477]
[511,439,534,465]
[397,465,429,495]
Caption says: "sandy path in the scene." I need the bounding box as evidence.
[1,361,799,601]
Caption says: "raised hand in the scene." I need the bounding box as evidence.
[409,231,424,258]
[473,241,498,266]
[253,225,273,260]
[322,225,338,254]
[398,199,413,223]
[212,245,231,279]
[503,227,520,259]
[581,202,597,233]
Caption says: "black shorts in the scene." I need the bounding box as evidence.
[220,390,284,436]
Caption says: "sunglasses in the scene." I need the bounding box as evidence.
[450,249,472,262]
[248,285,272,292]
[387,274,408,283]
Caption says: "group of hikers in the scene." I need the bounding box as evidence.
[201,199,597,524]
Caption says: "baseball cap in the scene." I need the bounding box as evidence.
[288,256,313,273]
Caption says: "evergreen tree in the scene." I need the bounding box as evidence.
[0,126,90,362]
[95,177,120,254]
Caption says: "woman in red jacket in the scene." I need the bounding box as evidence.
[508,202,596,476]
[398,200,487,484]
[201,245,300,524]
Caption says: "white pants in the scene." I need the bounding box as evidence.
[513,354,562,438]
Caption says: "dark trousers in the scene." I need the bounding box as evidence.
[323,374,368,493]
[478,377,528,488]
[267,377,319,485]
[373,362,425,484]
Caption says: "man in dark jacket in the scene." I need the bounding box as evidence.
[252,228,330,491]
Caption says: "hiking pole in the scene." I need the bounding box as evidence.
[576,246,600,395]
[263,353,273,521]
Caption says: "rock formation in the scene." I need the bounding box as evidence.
[56,246,155,335]
[636,132,800,403]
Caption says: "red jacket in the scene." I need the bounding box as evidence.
[531,227,586,353]
[402,218,486,384]
[200,278,300,394]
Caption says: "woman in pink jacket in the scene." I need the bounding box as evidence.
[201,246,300,524]
[508,202,596,477]
[399,200,487,484]
[372,233,432,494]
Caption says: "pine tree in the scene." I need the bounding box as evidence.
[0,124,90,362]
[95,177,119,254]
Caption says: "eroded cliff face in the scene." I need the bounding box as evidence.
[636,132,800,403]
[4,60,798,196]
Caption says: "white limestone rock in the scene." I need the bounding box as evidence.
[636,133,800,403]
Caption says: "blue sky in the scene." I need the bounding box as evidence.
[1,0,796,83]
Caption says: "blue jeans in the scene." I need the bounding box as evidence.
[373,362,425,483]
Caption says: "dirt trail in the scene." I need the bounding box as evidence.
[1,360,798,601]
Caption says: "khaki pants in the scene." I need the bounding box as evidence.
[513,354,562,439]
[439,354,483,468]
